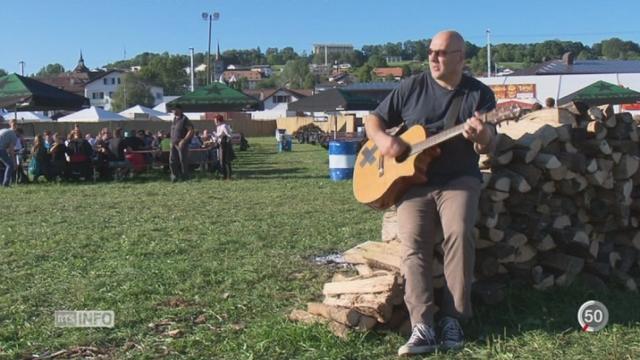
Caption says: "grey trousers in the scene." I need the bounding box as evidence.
[397,175,481,327]
[169,143,190,180]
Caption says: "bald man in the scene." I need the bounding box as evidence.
[365,30,496,356]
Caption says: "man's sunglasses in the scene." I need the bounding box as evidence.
[428,49,462,58]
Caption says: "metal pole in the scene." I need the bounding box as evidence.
[122,51,127,111]
[123,72,127,110]
[486,29,491,77]
[325,46,328,66]
[207,15,212,85]
[189,47,195,91]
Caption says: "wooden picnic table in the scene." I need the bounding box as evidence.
[129,146,216,171]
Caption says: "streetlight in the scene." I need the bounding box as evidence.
[189,47,195,91]
[202,11,220,85]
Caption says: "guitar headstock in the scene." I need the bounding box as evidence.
[483,104,523,125]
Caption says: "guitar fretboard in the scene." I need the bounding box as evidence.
[408,109,513,156]
[409,123,467,155]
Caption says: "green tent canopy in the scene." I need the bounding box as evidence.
[288,88,381,112]
[167,82,262,112]
[557,80,640,107]
[0,73,88,111]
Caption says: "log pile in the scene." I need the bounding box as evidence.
[478,105,640,292]
[288,240,413,337]
[290,106,640,337]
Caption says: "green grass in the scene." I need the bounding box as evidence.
[1,138,639,359]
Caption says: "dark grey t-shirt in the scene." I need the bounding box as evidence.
[373,72,496,186]
[170,115,193,145]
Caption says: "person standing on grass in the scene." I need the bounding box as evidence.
[13,127,27,184]
[0,126,17,187]
[169,104,194,182]
[364,30,496,356]
[214,114,234,180]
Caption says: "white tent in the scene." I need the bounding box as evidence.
[119,105,168,121]
[0,110,52,121]
[57,106,128,122]
[153,101,203,121]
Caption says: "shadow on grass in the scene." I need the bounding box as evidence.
[234,167,328,180]
[466,280,640,343]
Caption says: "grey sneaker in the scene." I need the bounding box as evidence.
[438,316,464,350]
[397,323,438,356]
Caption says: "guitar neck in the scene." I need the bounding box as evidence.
[409,122,467,156]
[406,105,521,157]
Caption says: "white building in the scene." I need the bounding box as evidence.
[153,96,204,120]
[84,70,164,111]
[251,65,273,78]
[245,88,313,120]
[313,43,354,65]
[226,64,250,71]
[478,54,640,114]
[185,63,208,75]
[385,56,403,64]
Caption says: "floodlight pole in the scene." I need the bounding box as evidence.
[207,16,212,85]
[203,12,220,85]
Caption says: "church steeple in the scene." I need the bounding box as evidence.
[213,42,224,82]
[73,51,90,73]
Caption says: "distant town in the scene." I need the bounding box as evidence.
[3,37,640,120]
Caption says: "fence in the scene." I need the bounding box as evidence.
[1,116,277,138]
[275,114,360,134]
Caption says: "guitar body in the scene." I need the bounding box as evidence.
[353,125,440,210]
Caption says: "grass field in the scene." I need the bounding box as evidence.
[1,138,639,359]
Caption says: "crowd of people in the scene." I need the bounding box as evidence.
[0,110,243,187]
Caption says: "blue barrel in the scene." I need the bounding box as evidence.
[277,135,293,152]
[329,140,359,181]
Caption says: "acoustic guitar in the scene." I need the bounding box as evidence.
[353,107,521,210]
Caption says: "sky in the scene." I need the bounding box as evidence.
[2,0,640,74]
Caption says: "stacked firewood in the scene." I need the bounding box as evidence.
[477,105,640,292]
[289,239,414,337]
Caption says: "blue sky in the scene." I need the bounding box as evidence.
[2,0,640,74]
